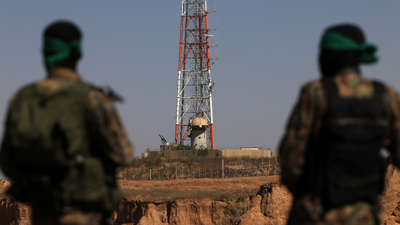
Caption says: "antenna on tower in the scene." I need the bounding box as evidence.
[159,134,168,145]
[174,0,217,149]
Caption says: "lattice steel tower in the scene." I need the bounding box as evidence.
[175,0,216,149]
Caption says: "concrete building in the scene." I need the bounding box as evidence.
[240,147,260,150]
[189,117,208,149]
[220,149,275,158]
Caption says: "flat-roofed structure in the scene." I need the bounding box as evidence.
[221,149,275,158]
[240,147,260,150]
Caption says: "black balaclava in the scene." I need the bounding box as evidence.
[319,24,365,77]
[42,21,82,72]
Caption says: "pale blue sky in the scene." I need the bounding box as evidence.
[1,1,400,178]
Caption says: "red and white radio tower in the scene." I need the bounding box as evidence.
[175,0,217,149]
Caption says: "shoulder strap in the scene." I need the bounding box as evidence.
[321,77,339,102]
[372,80,385,101]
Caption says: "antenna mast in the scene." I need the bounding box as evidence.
[175,0,216,149]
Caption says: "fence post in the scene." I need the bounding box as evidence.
[241,160,243,177]
[150,169,151,181]
[254,159,257,176]
[222,159,224,179]
[262,158,264,177]
[234,162,236,178]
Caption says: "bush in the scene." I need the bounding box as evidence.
[165,164,176,178]
[186,147,197,166]
[144,148,163,169]
[159,164,166,177]
[173,144,195,150]
[214,199,246,225]
[137,170,145,176]
[187,146,209,165]
[197,146,209,157]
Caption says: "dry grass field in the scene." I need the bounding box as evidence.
[117,176,280,201]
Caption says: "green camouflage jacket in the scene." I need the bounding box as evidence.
[0,68,133,212]
[278,68,400,224]
[31,68,133,167]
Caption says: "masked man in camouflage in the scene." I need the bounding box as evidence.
[0,21,134,225]
[278,24,400,224]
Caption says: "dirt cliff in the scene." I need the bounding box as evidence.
[110,182,292,225]
[0,198,30,225]
[0,178,291,225]
[378,162,400,225]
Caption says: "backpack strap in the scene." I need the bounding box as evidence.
[323,78,386,101]
[372,80,385,101]
[321,77,339,103]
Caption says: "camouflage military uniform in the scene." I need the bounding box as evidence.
[4,68,134,225]
[278,68,400,225]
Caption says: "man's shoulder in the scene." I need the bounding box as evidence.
[300,79,324,96]
[302,79,323,89]
[7,82,38,104]
[379,81,399,96]
[87,89,113,109]
[14,82,38,95]
[362,78,399,97]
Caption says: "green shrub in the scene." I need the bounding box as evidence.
[143,148,162,169]
[186,147,197,166]
[214,199,246,225]
[159,164,166,177]
[197,146,209,157]
[137,170,145,176]
[173,144,195,150]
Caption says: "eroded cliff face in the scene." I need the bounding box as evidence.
[111,183,292,225]
[0,183,291,225]
[2,164,400,225]
[0,198,31,225]
[232,182,292,225]
[112,198,228,225]
[378,162,400,225]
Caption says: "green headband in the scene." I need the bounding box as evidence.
[43,37,82,70]
[320,31,379,64]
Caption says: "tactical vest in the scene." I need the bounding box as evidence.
[2,81,121,212]
[299,78,387,208]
